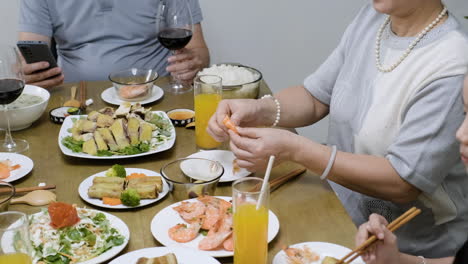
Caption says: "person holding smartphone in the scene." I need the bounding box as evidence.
[18,0,209,88]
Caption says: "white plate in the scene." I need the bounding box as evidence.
[78,168,170,209]
[27,209,130,264]
[58,111,176,159]
[109,247,221,264]
[272,242,364,264]
[150,196,280,258]
[0,152,33,182]
[101,85,164,105]
[186,150,251,182]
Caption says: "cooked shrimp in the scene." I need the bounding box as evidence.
[232,158,240,175]
[199,210,233,250]
[284,245,320,264]
[173,201,206,223]
[119,84,149,99]
[223,115,239,134]
[197,196,232,230]
[223,234,234,251]
[0,159,21,179]
[168,220,202,243]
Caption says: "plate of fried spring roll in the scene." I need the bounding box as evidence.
[78,168,169,209]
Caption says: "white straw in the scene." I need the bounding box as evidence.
[257,155,275,210]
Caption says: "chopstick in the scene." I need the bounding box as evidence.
[79,81,87,110]
[0,184,56,195]
[337,207,421,264]
[251,167,306,192]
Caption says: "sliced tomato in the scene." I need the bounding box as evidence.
[48,202,80,229]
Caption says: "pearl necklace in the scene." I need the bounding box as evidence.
[375,6,447,73]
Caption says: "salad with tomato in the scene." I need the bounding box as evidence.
[29,202,125,264]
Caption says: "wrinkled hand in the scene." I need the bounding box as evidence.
[166,48,204,83]
[355,214,401,264]
[207,99,265,143]
[23,61,64,89]
[228,127,298,172]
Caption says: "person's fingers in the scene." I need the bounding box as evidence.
[23,61,50,75]
[229,139,255,160]
[382,225,397,246]
[177,70,197,82]
[233,158,255,171]
[166,58,197,73]
[167,51,194,63]
[228,130,258,152]
[215,100,233,133]
[25,67,62,84]
[207,114,229,142]
[368,213,386,240]
[237,127,262,139]
[30,74,64,89]
[356,223,370,246]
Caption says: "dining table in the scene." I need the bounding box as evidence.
[8,76,358,264]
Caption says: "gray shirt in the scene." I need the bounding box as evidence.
[18,0,203,83]
[305,4,468,257]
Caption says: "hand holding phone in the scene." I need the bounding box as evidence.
[17,41,64,88]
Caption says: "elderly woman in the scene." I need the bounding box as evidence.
[208,0,468,260]
[356,76,468,264]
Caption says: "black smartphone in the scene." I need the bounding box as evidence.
[17,41,58,71]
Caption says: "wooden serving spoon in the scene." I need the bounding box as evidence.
[11,190,57,206]
[63,86,81,108]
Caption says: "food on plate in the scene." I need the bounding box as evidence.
[137,253,178,264]
[30,203,125,263]
[321,256,340,264]
[48,202,80,229]
[232,158,240,175]
[168,110,195,120]
[87,165,163,207]
[119,84,150,99]
[168,196,234,251]
[61,102,174,156]
[222,115,239,135]
[283,245,320,264]
[0,159,21,179]
[106,164,127,178]
[121,188,141,206]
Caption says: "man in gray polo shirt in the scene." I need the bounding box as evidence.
[18,0,209,88]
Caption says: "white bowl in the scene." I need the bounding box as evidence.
[0,85,50,131]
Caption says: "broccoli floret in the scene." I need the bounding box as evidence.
[120,189,140,206]
[105,164,126,178]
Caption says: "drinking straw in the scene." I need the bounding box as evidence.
[257,155,275,210]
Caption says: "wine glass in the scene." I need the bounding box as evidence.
[0,44,29,153]
[157,0,194,94]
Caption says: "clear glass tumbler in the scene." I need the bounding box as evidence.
[232,177,269,264]
[194,75,222,150]
[0,211,33,264]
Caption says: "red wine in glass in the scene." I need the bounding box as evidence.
[158,28,193,50]
[0,79,25,105]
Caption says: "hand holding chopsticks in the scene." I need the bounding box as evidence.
[337,207,421,264]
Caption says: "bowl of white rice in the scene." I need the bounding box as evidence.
[198,64,262,99]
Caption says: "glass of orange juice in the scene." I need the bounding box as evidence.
[0,211,33,264]
[194,75,222,150]
[232,177,269,264]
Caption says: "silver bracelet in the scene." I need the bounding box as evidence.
[417,256,426,264]
[260,94,281,127]
[320,145,337,180]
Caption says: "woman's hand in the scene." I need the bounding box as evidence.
[23,61,64,89]
[228,127,299,172]
[355,214,401,264]
[207,99,276,143]
[166,48,204,83]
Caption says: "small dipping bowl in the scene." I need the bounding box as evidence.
[167,109,195,127]
[0,181,15,212]
[160,158,224,201]
[109,68,159,102]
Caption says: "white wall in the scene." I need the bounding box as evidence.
[1,0,467,142]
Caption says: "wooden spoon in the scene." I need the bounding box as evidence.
[10,190,56,206]
[63,86,81,108]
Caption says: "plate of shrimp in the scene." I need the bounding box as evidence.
[272,242,364,264]
[150,196,280,257]
[0,152,33,182]
[101,85,164,105]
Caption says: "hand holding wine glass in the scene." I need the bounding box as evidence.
[157,0,194,94]
[0,44,29,153]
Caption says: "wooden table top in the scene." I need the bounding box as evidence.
[8,77,357,263]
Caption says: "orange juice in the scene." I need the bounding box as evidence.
[233,203,269,264]
[0,253,32,264]
[195,93,222,149]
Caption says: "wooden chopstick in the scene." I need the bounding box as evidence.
[337,207,421,264]
[251,167,306,192]
[79,81,87,110]
[0,184,56,195]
